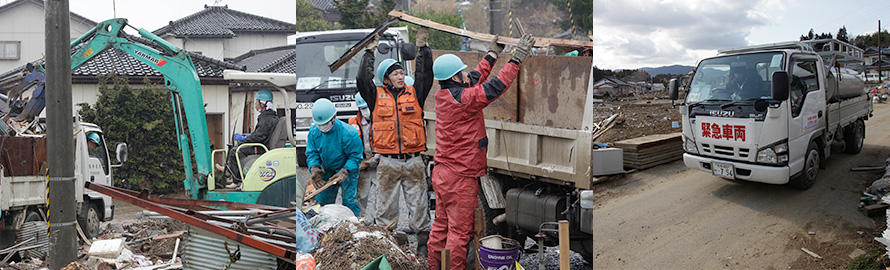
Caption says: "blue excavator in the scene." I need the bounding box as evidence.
[16,18,301,206]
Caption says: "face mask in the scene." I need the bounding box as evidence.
[318,120,334,133]
[361,108,371,120]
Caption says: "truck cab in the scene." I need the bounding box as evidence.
[672,39,872,189]
[290,28,412,166]
[76,122,120,227]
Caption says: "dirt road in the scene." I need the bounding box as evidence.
[592,103,890,269]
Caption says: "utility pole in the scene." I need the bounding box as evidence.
[46,0,77,268]
[489,0,503,35]
[879,20,882,82]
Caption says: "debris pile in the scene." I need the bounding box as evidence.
[591,94,682,144]
[314,221,424,269]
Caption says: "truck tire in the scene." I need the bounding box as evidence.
[844,119,864,154]
[24,210,42,222]
[789,142,820,190]
[77,202,100,239]
[571,238,593,264]
[296,147,308,167]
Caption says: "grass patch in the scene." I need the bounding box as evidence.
[847,249,887,270]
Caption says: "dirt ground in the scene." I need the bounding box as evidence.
[591,103,890,269]
[592,91,683,144]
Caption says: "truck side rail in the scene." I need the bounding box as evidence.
[422,112,594,189]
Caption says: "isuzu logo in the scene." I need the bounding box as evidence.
[709,110,735,117]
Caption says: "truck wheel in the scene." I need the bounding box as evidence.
[790,142,820,190]
[844,120,864,154]
[296,147,308,167]
[77,203,100,239]
[571,238,593,264]
[24,210,42,222]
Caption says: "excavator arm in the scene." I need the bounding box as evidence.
[69,18,211,199]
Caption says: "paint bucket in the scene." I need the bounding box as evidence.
[477,235,521,270]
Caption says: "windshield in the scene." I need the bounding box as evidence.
[293,39,401,90]
[686,52,784,103]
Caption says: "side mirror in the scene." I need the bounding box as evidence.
[377,43,391,54]
[771,71,790,101]
[115,142,128,163]
[400,42,416,61]
[668,79,679,100]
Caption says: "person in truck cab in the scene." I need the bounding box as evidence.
[86,132,107,173]
[426,33,535,270]
[222,89,279,189]
[357,26,434,256]
[726,64,762,100]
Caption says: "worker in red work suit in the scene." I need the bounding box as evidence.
[427,33,535,270]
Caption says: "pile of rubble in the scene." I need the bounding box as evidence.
[314,221,424,269]
[591,93,682,144]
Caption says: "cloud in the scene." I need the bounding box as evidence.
[592,0,788,69]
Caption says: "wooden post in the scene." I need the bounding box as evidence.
[559,220,570,270]
[441,248,450,270]
[475,208,483,269]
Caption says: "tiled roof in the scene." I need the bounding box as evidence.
[229,45,295,73]
[307,0,336,11]
[0,34,245,89]
[153,5,295,38]
[0,0,97,27]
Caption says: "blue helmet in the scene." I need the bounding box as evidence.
[355,92,368,108]
[256,89,273,101]
[312,98,337,124]
[376,59,400,83]
[404,76,415,87]
[433,54,467,81]
[87,133,100,144]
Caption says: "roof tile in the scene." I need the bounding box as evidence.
[153,5,295,37]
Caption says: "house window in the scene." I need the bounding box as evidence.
[0,41,20,60]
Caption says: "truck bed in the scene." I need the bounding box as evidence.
[827,94,872,134]
[0,174,45,211]
[423,112,595,189]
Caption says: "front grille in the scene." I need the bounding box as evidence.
[702,143,750,159]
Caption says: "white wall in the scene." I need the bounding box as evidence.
[0,2,95,72]
[222,33,288,59]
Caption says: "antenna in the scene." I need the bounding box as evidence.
[112,0,116,18]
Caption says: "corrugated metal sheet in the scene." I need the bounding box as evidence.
[182,226,278,270]
[16,221,47,258]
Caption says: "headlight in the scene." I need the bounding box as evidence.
[293,117,313,127]
[756,148,777,163]
[684,137,698,154]
[757,140,788,164]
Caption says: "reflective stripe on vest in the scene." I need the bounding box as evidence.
[371,86,426,154]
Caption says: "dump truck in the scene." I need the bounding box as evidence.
[0,118,127,253]
[421,51,595,262]
[669,39,873,189]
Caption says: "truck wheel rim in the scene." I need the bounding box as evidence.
[806,149,819,180]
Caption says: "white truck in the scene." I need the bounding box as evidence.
[0,118,127,254]
[670,39,873,189]
[290,27,413,166]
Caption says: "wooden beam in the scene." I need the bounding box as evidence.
[388,11,592,49]
[558,220,570,270]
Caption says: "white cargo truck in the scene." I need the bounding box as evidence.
[0,118,127,254]
[670,39,873,189]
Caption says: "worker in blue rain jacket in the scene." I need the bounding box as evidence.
[306,98,364,216]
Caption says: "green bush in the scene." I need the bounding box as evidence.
[78,75,185,194]
[405,10,464,51]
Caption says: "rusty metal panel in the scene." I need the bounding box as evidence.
[425,50,519,121]
[517,56,592,130]
[0,136,47,176]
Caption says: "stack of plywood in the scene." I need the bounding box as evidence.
[613,133,683,170]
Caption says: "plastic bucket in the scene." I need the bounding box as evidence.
[478,235,521,270]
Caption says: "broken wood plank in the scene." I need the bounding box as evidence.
[388,11,592,49]
[152,231,186,241]
[851,166,885,171]
[801,247,823,259]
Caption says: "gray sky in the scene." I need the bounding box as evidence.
[50,0,296,39]
[593,0,890,69]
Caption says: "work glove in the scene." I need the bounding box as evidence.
[360,159,370,171]
[310,165,325,188]
[414,27,429,48]
[365,35,379,52]
[331,168,349,185]
[511,34,536,63]
[487,36,504,57]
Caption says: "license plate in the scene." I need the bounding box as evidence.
[711,162,735,179]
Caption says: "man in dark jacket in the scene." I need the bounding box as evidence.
[427,34,535,270]
[357,27,434,256]
[223,89,279,188]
